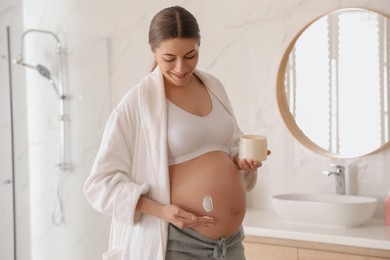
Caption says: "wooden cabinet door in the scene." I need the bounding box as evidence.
[244,242,298,260]
[299,249,390,260]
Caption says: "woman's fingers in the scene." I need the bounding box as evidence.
[171,207,214,229]
[184,215,215,228]
[238,158,262,170]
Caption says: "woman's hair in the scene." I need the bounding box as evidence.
[149,6,201,70]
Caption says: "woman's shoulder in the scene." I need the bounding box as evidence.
[115,69,162,115]
[116,85,140,112]
[116,71,156,108]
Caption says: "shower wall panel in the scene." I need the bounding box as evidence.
[16,31,112,260]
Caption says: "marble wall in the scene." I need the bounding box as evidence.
[1,0,390,259]
[103,0,390,215]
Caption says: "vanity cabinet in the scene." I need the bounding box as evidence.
[299,249,388,260]
[244,240,297,260]
[244,236,390,260]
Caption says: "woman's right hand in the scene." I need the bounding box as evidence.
[161,204,214,229]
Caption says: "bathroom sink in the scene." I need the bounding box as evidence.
[272,193,378,228]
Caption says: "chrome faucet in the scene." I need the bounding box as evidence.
[323,164,345,195]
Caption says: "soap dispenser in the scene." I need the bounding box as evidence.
[386,191,390,226]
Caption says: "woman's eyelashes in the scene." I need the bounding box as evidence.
[164,58,175,62]
[185,53,197,59]
[163,53,197,62]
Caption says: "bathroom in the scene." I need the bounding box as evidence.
[1,0,389,259]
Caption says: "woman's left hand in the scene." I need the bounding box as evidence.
[234,150,271,171]
[236,158,261,171]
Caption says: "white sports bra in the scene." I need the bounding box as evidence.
[167,89,235,166]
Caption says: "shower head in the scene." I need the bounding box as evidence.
[34,64,60,97]
[13,60,52,80]
[13,60,61,98]
[36,64,52,80]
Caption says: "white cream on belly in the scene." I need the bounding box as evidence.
[202,195,214,213]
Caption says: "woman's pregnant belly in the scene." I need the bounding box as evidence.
[169,151,246,240]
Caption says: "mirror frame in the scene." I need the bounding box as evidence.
[276,7,390,159]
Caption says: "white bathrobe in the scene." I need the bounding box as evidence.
[84,67,257,260]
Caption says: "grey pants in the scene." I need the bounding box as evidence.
[165,224,246,260]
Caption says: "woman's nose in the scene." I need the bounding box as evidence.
[175,58,187,73]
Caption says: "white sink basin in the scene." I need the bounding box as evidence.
[272,193,378,228]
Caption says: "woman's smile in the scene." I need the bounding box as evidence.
[171,71,190,80]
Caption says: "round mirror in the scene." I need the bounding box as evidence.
[277,8,390,158]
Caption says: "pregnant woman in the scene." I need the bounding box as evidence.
[84,6,268,260]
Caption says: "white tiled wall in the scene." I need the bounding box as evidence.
[1,0,390,260]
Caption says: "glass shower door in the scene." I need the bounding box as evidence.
[0,26,16,260]
[7,25,111,260]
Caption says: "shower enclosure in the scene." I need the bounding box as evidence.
[13,28,72,228]
[1,25,112,260]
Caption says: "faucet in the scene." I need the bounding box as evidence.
[323,164,345,195]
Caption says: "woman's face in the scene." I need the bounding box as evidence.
[153,38,199,87]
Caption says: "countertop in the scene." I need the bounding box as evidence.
[243,209,390,250]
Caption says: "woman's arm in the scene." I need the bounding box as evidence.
[84,109,149,225]
[233,150,271,191]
